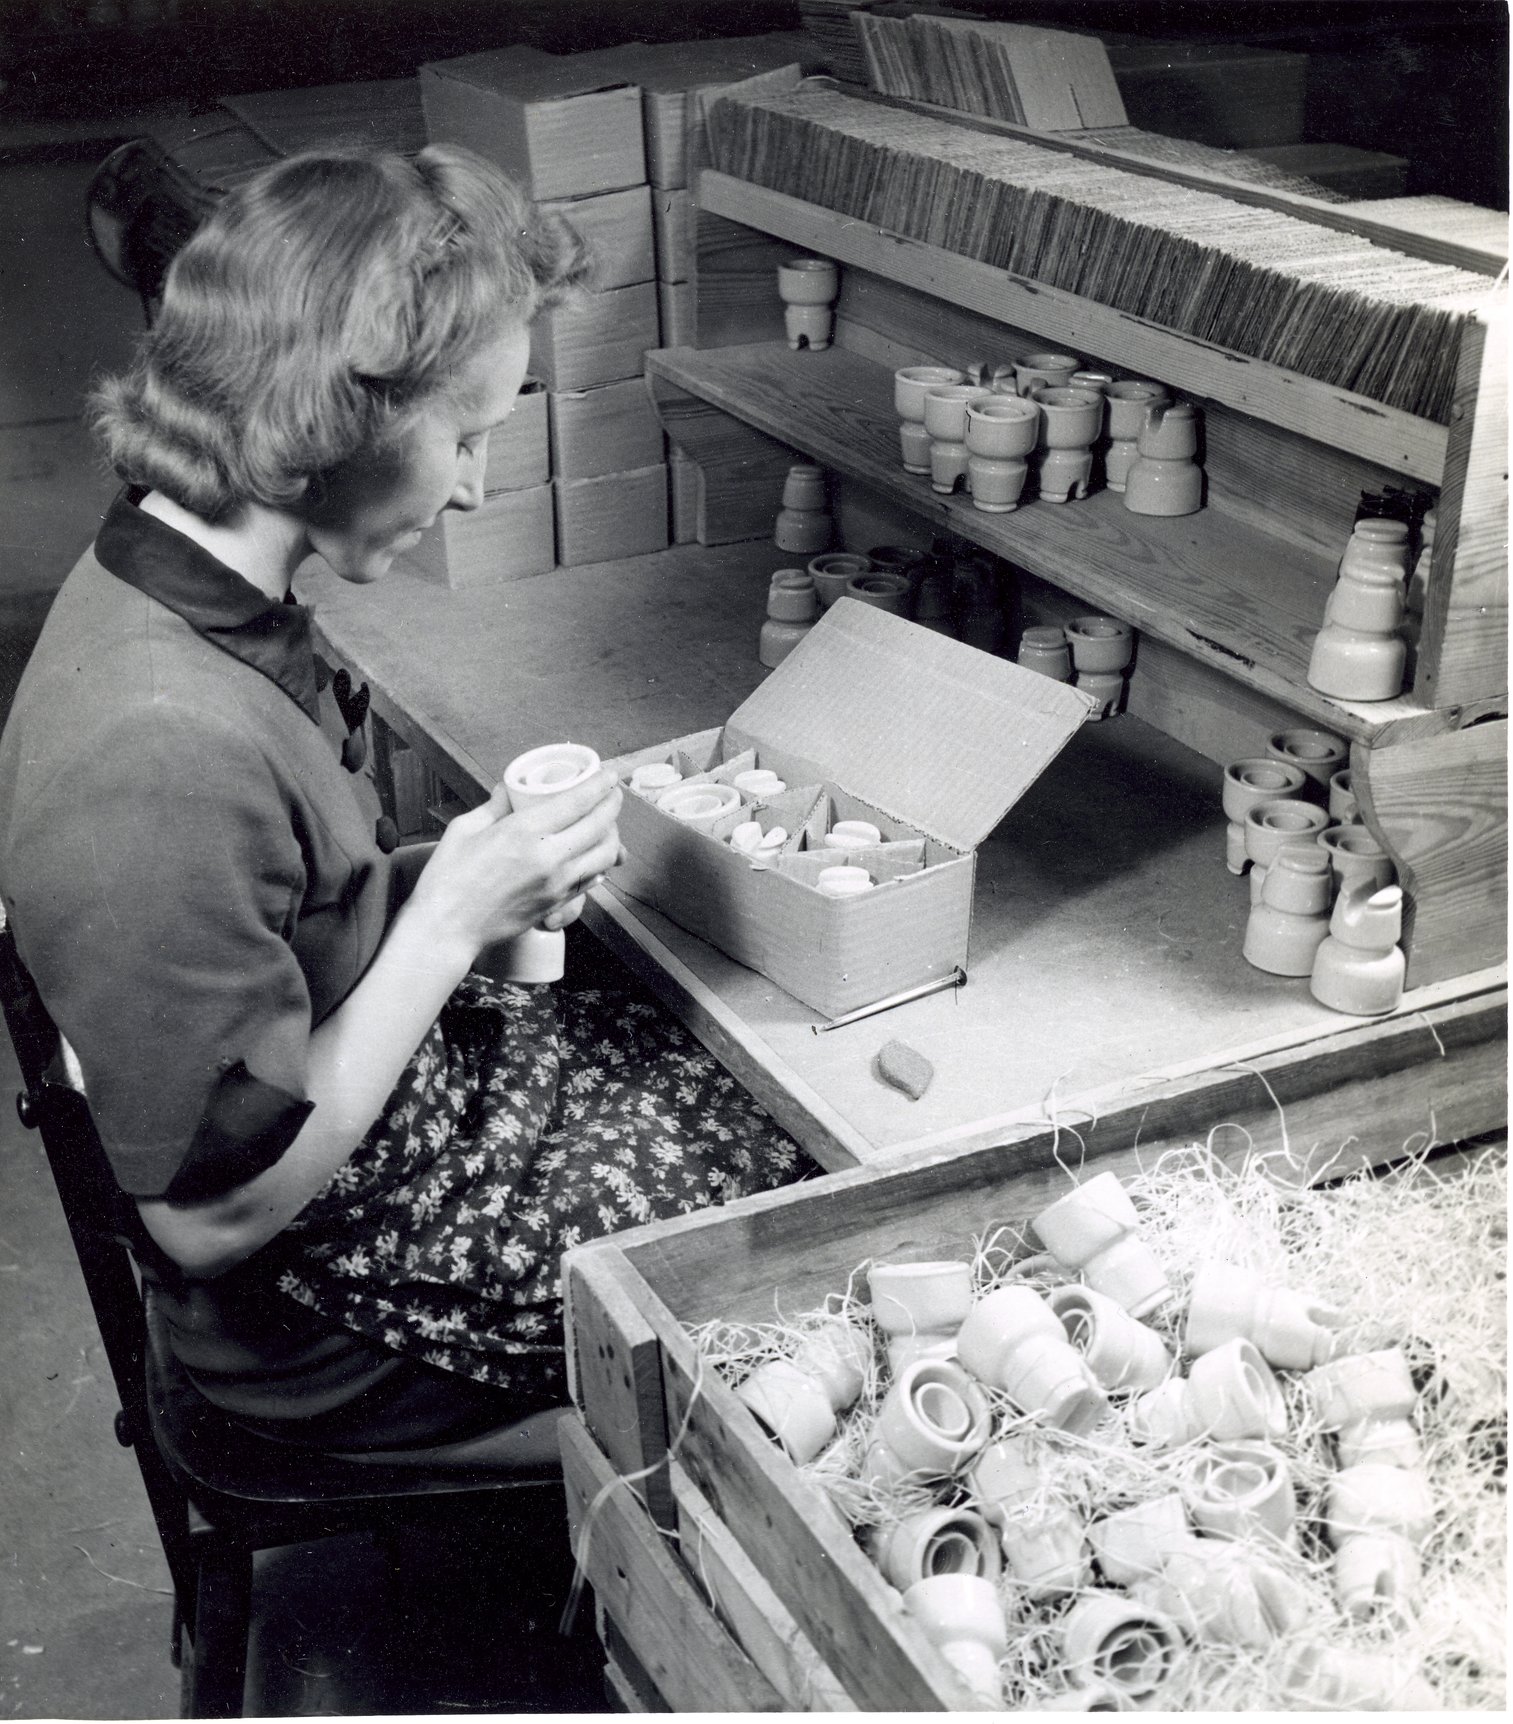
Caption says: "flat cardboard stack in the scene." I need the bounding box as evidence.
[1100,36,1308,149]
[605,600,1090,1019]
[854,14,1129,131]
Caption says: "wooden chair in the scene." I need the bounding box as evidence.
[0,920,571,1718]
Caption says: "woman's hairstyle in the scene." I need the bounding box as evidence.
[92,145,590,522]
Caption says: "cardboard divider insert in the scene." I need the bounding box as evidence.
[775,841,931,887]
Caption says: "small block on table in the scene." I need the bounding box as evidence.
[874,1038,934,1100]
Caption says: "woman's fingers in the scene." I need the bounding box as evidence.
[539,893,586,932]
[503,769,620,834]
[443,779,513,838]
[539,827,621,909]
[571,830,624,892]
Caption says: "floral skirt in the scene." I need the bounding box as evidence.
[274,969,815,1402]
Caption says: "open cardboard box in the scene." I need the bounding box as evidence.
[607,600,1091,1017]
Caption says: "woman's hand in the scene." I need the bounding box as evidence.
[403,769,623,966]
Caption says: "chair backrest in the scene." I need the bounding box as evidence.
[0,922,159,1445]
[84,135,209,323]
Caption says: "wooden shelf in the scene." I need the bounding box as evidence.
[648,339,1450,746]
[698,171,1452,486]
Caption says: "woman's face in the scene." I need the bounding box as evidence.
[305,324,532,583]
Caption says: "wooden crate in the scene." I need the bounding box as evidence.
[562,1000,1507,1709]
[651,137,1507,992]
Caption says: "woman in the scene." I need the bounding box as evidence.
[0,145,812,1451]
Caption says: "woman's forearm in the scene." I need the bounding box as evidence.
[137,772,622,1279]
[136,899,475,1278]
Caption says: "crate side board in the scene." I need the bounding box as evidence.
[600,1610,672,1712]
[1354,720,1509,988]
[879,979,1508,1170]
[559,1412,786,1712]
[670,1463,856,1711]
[565,1245,676,1531]
[653,1318,975,1710]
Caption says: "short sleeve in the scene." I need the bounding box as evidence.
[4,697,318,1199]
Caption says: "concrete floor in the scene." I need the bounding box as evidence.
[0,155,607,1719]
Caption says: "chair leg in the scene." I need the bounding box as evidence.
[130,1440,199,1649]
[183,1547,252,1719]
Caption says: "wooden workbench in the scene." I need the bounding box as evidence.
[302,543,1506,1174]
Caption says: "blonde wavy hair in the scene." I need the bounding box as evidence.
[93,144,589,523]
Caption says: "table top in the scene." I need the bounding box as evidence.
[303,543,1489,1171]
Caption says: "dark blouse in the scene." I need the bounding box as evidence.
[0,489,398,1199]
[0,491,413,1419]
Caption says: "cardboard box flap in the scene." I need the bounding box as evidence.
[726,600,1091,853]
[424,45,637,103]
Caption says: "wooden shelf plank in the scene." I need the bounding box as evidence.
[698,170,1450,486]
[648,340,1451,745]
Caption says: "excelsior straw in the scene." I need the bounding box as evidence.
[692,1137,1506,1710]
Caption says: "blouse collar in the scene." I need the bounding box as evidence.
[95,488,321,724]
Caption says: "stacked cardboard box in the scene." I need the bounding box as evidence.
[542,32,812,543]
[416,35,811,576]
[419,44,669,574]
[407,376,555,587]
